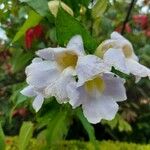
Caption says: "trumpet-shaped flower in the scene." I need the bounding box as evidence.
[96,32,150,82]
[21,35,87,111]
[67,55,127,124]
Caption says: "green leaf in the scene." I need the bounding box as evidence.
[20,0,50,17]
[118,116,132,132]
[63,0,90,13]
[12,10,42,43]
[92,0,108,19]
[0,124,5,150]
[56,8,98,54]
[10,83,28,106]
[46,108,70,146]
[11,49,33,73]
[102,114,132,132]
[18,122,34,150]
[76,109,96,141]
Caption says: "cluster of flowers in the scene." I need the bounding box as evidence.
[21,32,150,124]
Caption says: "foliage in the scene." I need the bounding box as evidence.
[0,123,5,150]
[18,122,33,150]
[5,137,150,150]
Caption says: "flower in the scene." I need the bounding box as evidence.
[95,32,150,82]
[115,23,132,33]
[133,15,148,29]
[25,24,43,49]
[21,35,87,111]
[67,55,127,124]
[21,58,54,112]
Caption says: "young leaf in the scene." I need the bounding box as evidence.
[18,122,34,150]
[12,10,42,43]
[0,124,5,150]
[75,109,96,141]
[56,8,98,54]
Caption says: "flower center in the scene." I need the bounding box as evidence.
[122,45,132,58]
[56,51,78,70]
[84,76,105,95]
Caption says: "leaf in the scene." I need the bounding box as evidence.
[101,115,118,130]
[102,114,132,132]
[92,0,108,19]
[56,8,98,54]
[118,117,132,132]
[20,0,50,17]
[0,124,5,150]
[63,0,90,13]
[11,49,33,73]
[18,122,34,150]
[76,109,96,141]
[10,83,28,106]
[46,108,70,146]
[12,10,42,43]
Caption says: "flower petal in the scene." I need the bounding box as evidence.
[36,47,66,60]
[20,86,36,97]
[67,81,84,108]
[82,94,119,124]
[32,94,44,112]
[26,60,60,88]
[45,67,75,103]
[66,35,85,55]
[103,48,129,74]
[111,32,133,49]
[111,31,129,41]
[76,55,110,85]
[25,60,57,75]
[102,73,127,101]
[126,58,150,80]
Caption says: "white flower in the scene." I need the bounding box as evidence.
[36,35,86,99]
[67,55,127,124]
[21,57,59,112]
[21,85,45,112]
[21,35,86,111]
[96,32,150,82]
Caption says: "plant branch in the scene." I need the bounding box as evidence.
[121,0,137,35]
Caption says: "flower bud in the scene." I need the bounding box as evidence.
[48,0,73,17]
[94,41,111,58]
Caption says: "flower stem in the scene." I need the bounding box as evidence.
[121,0,137,35]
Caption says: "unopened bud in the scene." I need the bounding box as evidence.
[48,0,73,17]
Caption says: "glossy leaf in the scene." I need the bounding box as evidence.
[56,8,98,54]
